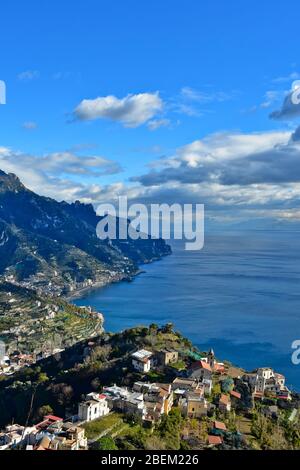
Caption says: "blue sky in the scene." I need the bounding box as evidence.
[1,0,300,224]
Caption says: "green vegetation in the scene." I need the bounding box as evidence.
[94,436,118,450]
[169,360,186,371]
[83,413,124,440]
[247,405,300,450]
[1,321,300,451]
[103,409,188,451]
[0,170,171,299]
[156,408,183,449]
[0,281,103,355]
[0,325,192,428]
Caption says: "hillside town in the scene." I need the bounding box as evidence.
[0,342,296,451]
[0,281,105,374]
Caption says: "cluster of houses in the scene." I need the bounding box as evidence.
[0,348,66,376]
[0,347,292,450]
[131,348,180,372]
[0,415,88,451]
[0,352,36,376]
[78,384,174,425]
[243,367,291,400]
[76,348,237,426]
[72,349,292,434]
[4,271,120,298]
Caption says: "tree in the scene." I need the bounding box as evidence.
[149,323,159,333]
[221,377,234,393]
[36,372,49,384]
[212,382,221,398]
[124,413,143,427]
[251,412,274,449]
[157,408,183,449]
[162,323,174,334]
[284,422,300,449]
[36,405,53,420]
[91,377,101,390]
[95,437,118,450]
[51,383,74,406]
[144,435,166,450]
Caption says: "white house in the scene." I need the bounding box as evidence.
[188,360,212,381]
[202,378,213,395]
[257,367,274,380]
[131,349,153,373]
[274,373,285,389]
[0,424,37,450]
[243,368,289,397]
[78,392,110,422]
[103,384,147,418]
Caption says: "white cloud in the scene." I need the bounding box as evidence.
[0,147,122,202]
[272,72,300,83]
[74,92,163,128]
[22,121,38,130]
[180,86,233,103]
[147,118,171,131]
[260,90,284,109]
[2,128,300,225]
[169,86,236,118]
[129,129,300,213]
[270,81,300,120]
[18,70,40,81]
[0,148,122,177]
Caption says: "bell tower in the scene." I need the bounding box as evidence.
[207,348,215,369]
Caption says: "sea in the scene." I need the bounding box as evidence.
[74,230,300,390]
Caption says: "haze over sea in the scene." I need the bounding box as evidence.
[74,230,300,390]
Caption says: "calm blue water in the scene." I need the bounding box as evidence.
[74,231,300,390]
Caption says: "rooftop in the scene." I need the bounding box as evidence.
[190,360,212,372]
[173,377,195,385]
[131,349,153,361]
[213,420,227,431]
[219,394,230,405]
[208,435,223,445]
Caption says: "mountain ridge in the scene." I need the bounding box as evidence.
[0,169,171,297]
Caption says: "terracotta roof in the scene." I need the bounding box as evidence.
[253,391,263,399]
[191,360,212,371]
[213,420,227,431]
[230,390,241,399]
[208,435,223,445]
[219,394,230,405]
[201,360,212,371]
[214,363,225,372]
[44,415,63,422]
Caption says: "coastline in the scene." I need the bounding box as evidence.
[65,270,141,302]
[69,236,300,393]
[66,253,169,302]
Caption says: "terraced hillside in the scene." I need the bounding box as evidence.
[0,281,104,356]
